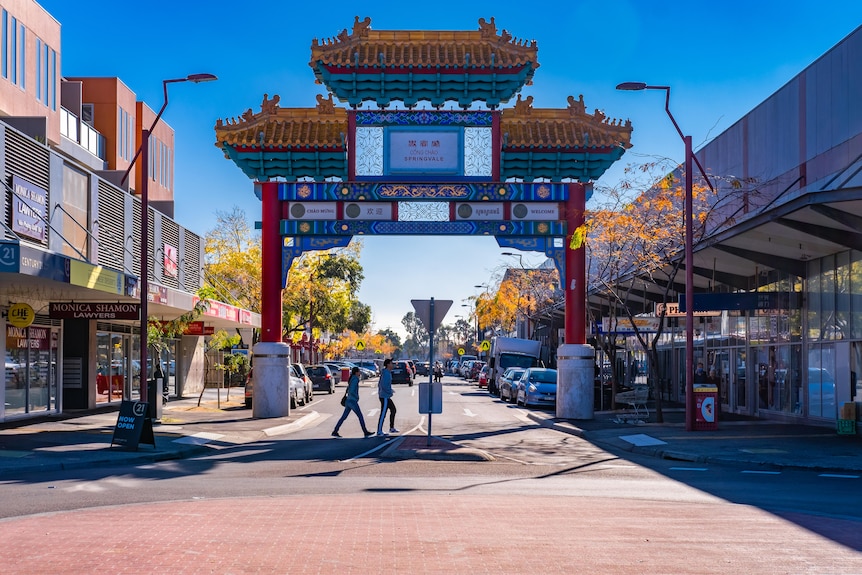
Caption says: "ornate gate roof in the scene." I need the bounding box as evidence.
[310,16,538,109]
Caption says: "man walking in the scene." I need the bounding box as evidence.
[377,359,399,436]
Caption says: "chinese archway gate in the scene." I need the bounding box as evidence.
[215,17,632,418]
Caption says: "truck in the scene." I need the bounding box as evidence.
[487,337,543,395]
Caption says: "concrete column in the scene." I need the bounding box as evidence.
[556,343,594,420]
[251,341,291,418]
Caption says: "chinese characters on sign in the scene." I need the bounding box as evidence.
[388,130,460,174]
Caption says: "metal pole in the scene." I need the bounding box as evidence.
[140,128,150,410]
[684,135,695,431]
[428,298,435,446]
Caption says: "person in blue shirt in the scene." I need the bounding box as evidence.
[377,359,399,436]
[332,367,373,438]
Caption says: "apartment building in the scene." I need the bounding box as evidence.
[1,0,258,422]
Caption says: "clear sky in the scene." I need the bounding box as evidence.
[39,1,862,338]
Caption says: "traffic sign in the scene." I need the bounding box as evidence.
[356,340,365,350]
[458,348,465,356]
[411,298,453,333]
[480,340,491,351]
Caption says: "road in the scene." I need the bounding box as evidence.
[1,377,860,573]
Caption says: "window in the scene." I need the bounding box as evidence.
[1,9,7,79]
[61,164,90,259]
[17,20,24,89]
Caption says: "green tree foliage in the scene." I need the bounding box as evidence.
[204,206,261,313]
[282,243,370,338]
[400,311,428,358]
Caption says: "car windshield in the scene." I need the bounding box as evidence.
[530,370,557,383]
[507,369,524,380]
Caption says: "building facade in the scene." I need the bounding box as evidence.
[1,0,258,423]
[587,25,862,426]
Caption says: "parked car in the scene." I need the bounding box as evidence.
[516,368,558,408]
[307,364,336,393]
[291,363,314,404]
[391,360,414,385]
[477,364,489,388]
[499,367,525,403]
[323,362,346,384]
[349,359,380,377]
[468,361,486,382]
[244,368,306,409]
[415,361,430,377]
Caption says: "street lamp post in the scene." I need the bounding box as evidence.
[121,73,217,415]
[616,82,713,431]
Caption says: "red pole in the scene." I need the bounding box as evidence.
[565,183,586,345]
[260,182,283,342]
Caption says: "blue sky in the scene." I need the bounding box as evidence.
[39,1,862,338]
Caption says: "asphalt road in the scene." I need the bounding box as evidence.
[1,378,860,573]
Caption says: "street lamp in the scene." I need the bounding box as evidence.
[121,73,217,413]
[501,251,524,267]
[616,81,713,431]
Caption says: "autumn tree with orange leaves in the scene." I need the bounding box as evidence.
[587,160,744,421]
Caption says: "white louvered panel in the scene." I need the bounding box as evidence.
[96,180,127,271]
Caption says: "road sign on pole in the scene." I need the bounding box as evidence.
[411,299,452,333]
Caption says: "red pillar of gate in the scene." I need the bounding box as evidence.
[260,181,283,342]
[565,183,586,345]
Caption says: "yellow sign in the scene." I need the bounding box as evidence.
[8,303,35,328]
[355,340,365,351]
[70,260,123,295]
[458,347,465,356]
[480,340,491,351]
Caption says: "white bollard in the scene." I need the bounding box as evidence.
[251,341,291,418]
[556,343,594,420]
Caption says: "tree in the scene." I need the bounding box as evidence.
[401,311,428,358]
[204,206,262,313]
[587,159,755,421]
[282,243,370,341]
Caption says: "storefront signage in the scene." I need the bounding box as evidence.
[7,303,35,328]
[600,316,661,334]
[183,321,215,335]
[386,128,461,174]
[110,400,155,450]
[0,241,20,273]
[655,302,720,317]
[163,243,178,278]
[49,302,140,320]
[19,245,70,282]
[6,325,50,349]
[11,176,47,242]
[679,292,800,312]
[70,260,123,295]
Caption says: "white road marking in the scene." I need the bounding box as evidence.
[741,470,781,475]
[263,411,320,436]
[669,467,709,472]
[343,417,425,462]
[172,432,224,445]
[463,409,477,417]
[819,473,860,479]
[619,434,667,447]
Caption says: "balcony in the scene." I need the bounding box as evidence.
[60,107,106,161]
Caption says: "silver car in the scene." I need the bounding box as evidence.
[516,368,558,408]
[499,368,525,403]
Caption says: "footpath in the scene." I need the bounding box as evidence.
[0,389,860,477]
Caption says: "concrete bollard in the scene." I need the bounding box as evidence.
[251,341,291,418]
[556,343,594,420]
